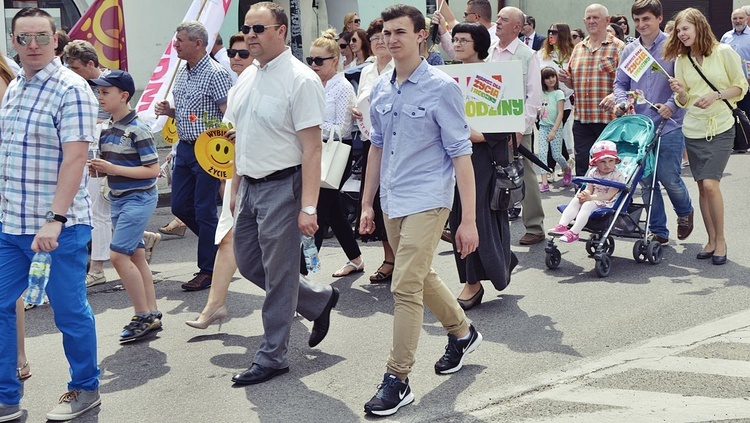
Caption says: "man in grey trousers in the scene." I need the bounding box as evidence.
[227,1,339,385]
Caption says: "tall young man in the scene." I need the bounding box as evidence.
[360,4,482,417]
[612,0,694,244]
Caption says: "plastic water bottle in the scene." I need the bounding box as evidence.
[24,252,51,306]
[301,236,321,273]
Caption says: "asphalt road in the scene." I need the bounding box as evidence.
[14,152,750,423]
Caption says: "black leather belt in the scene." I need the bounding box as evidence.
[182,139,196,145]
[244,165,301,184]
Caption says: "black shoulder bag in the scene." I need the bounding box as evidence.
[687,54,750,150]
[489,133,525,211]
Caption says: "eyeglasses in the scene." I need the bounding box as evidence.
[547,29,559,35]
[15,33,52,46]
[463,11,477,18]
[572,34,581,39]
[305,56,334,66]
[227,49,251,59]
[354,19,361,24]
[451,38,474,45]
[240,24,281,34]
[369,35,384,43]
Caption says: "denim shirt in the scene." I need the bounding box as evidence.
[614,31,684,135]
[721,26,750,78]
[369,59,471,219]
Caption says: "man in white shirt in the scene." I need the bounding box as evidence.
[226,1,339,386]
[488,6,544,245]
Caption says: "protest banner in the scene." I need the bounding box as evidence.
[437,61,525,133]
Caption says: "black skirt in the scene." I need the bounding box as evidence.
[449,134,512,290]
[355,140,388,242]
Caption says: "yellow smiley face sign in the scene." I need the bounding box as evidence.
[194,128,234,180]
[161,117,178,145]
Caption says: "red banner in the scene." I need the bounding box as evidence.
[68,0,127,70]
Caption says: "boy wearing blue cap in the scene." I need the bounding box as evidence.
[88,70,162,342]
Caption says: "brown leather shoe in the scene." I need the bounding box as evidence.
[440,229,452,243]
[676,211,693,240]
[519,233,545,245]
[181,273,212,291]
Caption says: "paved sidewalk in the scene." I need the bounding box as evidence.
[453,310,750,422]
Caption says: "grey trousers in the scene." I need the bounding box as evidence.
[233,170,333,369]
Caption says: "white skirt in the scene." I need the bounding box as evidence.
[215,178,234,245]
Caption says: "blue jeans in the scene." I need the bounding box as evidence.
[171,141,220,274]
[0,223,99,405]
[110,187,158,255]
[641,128,693,238]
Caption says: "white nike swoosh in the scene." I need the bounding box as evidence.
[462,336,474,353]
[399,389,407,399]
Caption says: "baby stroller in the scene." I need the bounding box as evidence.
[545,115,666,277]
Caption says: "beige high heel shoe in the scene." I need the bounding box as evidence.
[185,305,228,331]
[159,217,187,236]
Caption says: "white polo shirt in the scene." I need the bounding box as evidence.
[225,47,324,179]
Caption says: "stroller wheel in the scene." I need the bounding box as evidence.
[646,241,663,264]
[633,240,647,263]
[595,254,612,277]
[545,249,562,269]
[585,234,600,256]
[604,236,615,257]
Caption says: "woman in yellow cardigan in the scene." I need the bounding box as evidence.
[664,8,748,265]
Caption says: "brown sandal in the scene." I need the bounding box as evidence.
[369,261,394,284]
[159,218,187,236]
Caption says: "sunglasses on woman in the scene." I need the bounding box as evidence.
[354,19,361,24]
[240,24,281,34]
[306,56,334,66]
[15,33,52,46]
[227,49,251,59]
[547,29,559,35]
[339,43,348,49]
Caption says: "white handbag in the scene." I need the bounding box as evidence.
[320,128,351,190]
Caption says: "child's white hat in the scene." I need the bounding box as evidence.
[589,140,621,166]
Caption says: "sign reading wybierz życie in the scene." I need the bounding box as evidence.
[437,61,525,133]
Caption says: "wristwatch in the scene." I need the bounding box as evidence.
[45,210,67,224]
[300,206,317,216]
[717,91,723,99]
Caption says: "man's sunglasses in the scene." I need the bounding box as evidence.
[227,49,251,59]
[306,56,334,66]
[240,24,281,34]
[548,30,559,35]
[15,33,52,46]
[463,11,477,18]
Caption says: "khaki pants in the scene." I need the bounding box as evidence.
[521,133,545,235]
[383,208,469,380]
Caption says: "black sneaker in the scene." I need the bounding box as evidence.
[363,373,414,416]
[434,324,482,374]
[508,206,521,221]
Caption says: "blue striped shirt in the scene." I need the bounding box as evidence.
[99,110,159,196]
[173,53,232,141]
[0,58,96,234]
[369,59,472,218]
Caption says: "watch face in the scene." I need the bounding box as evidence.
[45,211,54,220]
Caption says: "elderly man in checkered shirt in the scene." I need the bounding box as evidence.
[155,20,233,292]
[559,3,625,176]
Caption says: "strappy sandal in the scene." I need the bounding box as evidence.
[332,260,365,277]
[17,360,31,381]
[159,218,187,237]
[369,261,394,284]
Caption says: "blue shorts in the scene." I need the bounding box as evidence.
[110,187,157,256]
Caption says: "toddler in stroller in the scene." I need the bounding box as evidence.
[548,140,627,242]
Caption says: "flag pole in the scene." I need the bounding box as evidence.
[162,0,210,100]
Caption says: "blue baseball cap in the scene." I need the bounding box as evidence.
[90,69,135,100]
